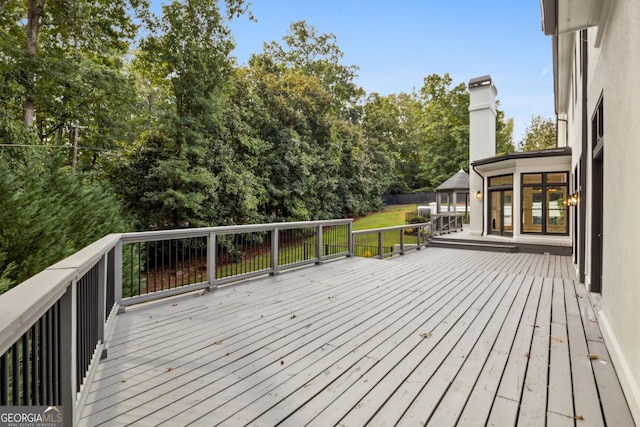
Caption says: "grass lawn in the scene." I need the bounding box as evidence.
[353,204,418,230]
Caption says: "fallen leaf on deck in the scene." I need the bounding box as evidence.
[172,303,178,307]
[552,336,565,343]
[524,352,531,359]
[574,415,585,420]
[587,354,599,360]
[213,341,222,345]
[166,367,174,372]
[303,382,312,388]
[290,314,297,319]
[419,333,432,338]
[280,360,285,365]
[226,352,231,356]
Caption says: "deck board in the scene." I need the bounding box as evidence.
[78,248,635,427]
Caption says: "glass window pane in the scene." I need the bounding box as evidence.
[489,175,513,187]
[490,191,501,232]
[522,186,542,233]
[546,186,568,233]
[546,173,568,184]
[504,191,513,232]
[522,173,542,185]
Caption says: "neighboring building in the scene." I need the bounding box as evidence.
[469,1,639,422]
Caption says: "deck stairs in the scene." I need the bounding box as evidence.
[428,236,572,255]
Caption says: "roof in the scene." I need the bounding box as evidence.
[471,146,572,167]
[435,169,469,192]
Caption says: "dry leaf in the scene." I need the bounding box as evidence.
[574,415,585,420]
[213,341,222,345]
[524,352,531,359]
[166,367,174,372]
[303,382,312,388]
[172,303,178,307]
[419,333,432,338]
[226,352,231,356]
[552,336,565,343]
[290,314,297,319]
[587,354,599,360]
[280,360,285,365]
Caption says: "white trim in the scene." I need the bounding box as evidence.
[595,0,616,48]
[598,310,640,424]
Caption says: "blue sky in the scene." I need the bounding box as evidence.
[155,1,555,142]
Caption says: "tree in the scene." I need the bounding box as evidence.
[0,0,146,126]
[519,115,557,151]
[0,145,132,293]
[416,73,470,189]
[363,92,421,192]
[496,104,515,155]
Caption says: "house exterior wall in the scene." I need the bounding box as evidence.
[552,0,640,420]
[594,1,640,419]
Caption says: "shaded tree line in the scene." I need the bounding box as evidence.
[1,0,551,291]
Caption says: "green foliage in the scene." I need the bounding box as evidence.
[363,76,514,192]
[0,144,132,293]
[0,3,528,294]
[519,115,557,151]
[496,103,516,155]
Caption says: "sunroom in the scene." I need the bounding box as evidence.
[471,147,572,246]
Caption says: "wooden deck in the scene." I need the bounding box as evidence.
[79,248,635,426]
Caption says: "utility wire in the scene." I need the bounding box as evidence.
[0,144,115,152]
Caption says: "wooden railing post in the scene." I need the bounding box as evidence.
[316,224,323,265]
[399,229,405,255]
[377,232,383,259]
[114,241,124,314]
[347,221,353,257]
[59,280,77,427]
[271,227,280,276]
[207,232,217,292]
[97,254,106,359]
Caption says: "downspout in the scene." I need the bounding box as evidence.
[579,29,588,284]
[472,164,485,236]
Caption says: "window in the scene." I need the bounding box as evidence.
[489,175,513,187]
[592,95,604,157]
[488,175,513,236]
[521,172,569,235]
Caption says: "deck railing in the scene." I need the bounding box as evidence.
[0,217,438,425]
[0,235,119,426]
[352,222,432,259]
[431,212,464,235]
